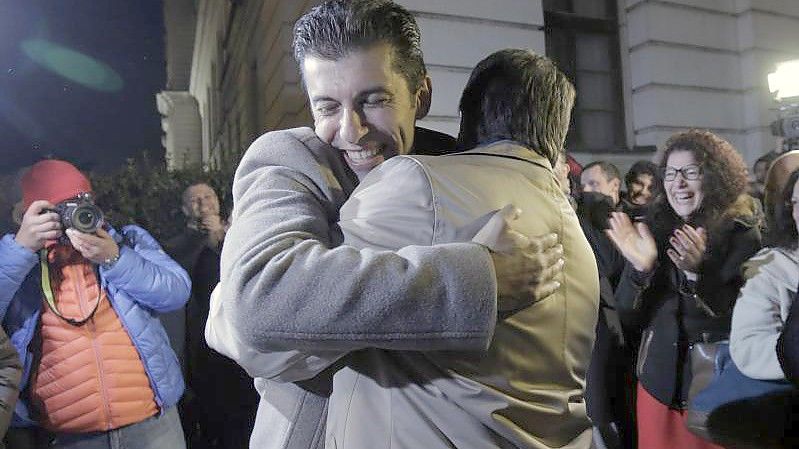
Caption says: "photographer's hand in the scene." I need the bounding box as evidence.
[66,228,119,265]
[199,214,227,249]
[15,200,61,252]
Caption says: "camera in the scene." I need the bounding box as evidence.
[770,110,799,140]
[50,192,104,234]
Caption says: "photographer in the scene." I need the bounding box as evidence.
[0,159,189,449]
[164,182,257,449]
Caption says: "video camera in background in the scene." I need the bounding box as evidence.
[770,104,799,140]
[768,59,799,152]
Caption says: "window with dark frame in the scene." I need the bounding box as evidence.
[544,0,626,152]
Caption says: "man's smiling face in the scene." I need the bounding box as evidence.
[302,43,428,180]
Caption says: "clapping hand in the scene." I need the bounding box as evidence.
[666,224,706,274]
[605,211,658,273]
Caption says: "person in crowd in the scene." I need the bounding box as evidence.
[763,151,799,233]
[554,151,573,197]
[559,151,582,199]
[205,1,565,448]
[568,153,584,180]
[0,327,21,448]
[773,153,799,387]
[606,130,762,449]
[621,160,662,221]
[581,161,622,207]
[297,48,596,448]
[578,161,623,232]
[164,182,257,449]
[712,166,799,449]
[575,161,636,449]
[731,168,799,381]
[749,152,780,203]
[0,159,190,449]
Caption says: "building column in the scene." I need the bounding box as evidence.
[156,91,203,170]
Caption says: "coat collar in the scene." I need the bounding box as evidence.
[452,140,554,173]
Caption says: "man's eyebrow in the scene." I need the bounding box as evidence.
[310,88,393,104]
[309,95,338,103]
[358,87,392,97]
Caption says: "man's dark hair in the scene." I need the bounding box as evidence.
[292,0,426,93]
[625,160,662,192]
[583,161,621,182]
[456,49,575,165]
[769,168,799,250]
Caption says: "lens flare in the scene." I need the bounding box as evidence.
[21,39,124,92]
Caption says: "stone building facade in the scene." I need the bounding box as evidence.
[158,0,799,172]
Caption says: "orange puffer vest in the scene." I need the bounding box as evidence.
[31,245,157,432]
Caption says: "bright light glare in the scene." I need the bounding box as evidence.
[768,59,799,100]
[21,39,124,92]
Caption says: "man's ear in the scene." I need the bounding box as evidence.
[415,76,432,120]
[611,178,621,197]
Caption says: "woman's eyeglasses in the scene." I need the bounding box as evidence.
[663,164,701,182]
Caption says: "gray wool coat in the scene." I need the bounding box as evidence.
[206,128,500,448]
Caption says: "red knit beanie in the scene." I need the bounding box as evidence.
[21,160,92,209]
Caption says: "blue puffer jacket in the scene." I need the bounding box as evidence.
[0,225,190,427]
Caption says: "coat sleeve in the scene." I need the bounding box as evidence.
[613,262,656,329]
[731,249,794,380]
[101,226,191,313]
[215,131,498,356]
[206,282,346,381]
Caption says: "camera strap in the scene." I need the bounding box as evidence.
[39,249,101,327]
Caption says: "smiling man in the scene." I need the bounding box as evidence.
[205,1,564,448]
[304,42,426,178]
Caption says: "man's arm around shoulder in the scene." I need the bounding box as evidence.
[215,130,498,357]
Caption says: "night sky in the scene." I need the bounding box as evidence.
[0,0,165,175]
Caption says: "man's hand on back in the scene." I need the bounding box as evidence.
[473,205,564,312]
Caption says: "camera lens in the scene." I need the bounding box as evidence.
[77,210,94,226]
[71,204,102,233]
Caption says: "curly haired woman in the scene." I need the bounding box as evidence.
[606,130,762,449]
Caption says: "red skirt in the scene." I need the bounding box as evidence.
[637,383,726,449]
